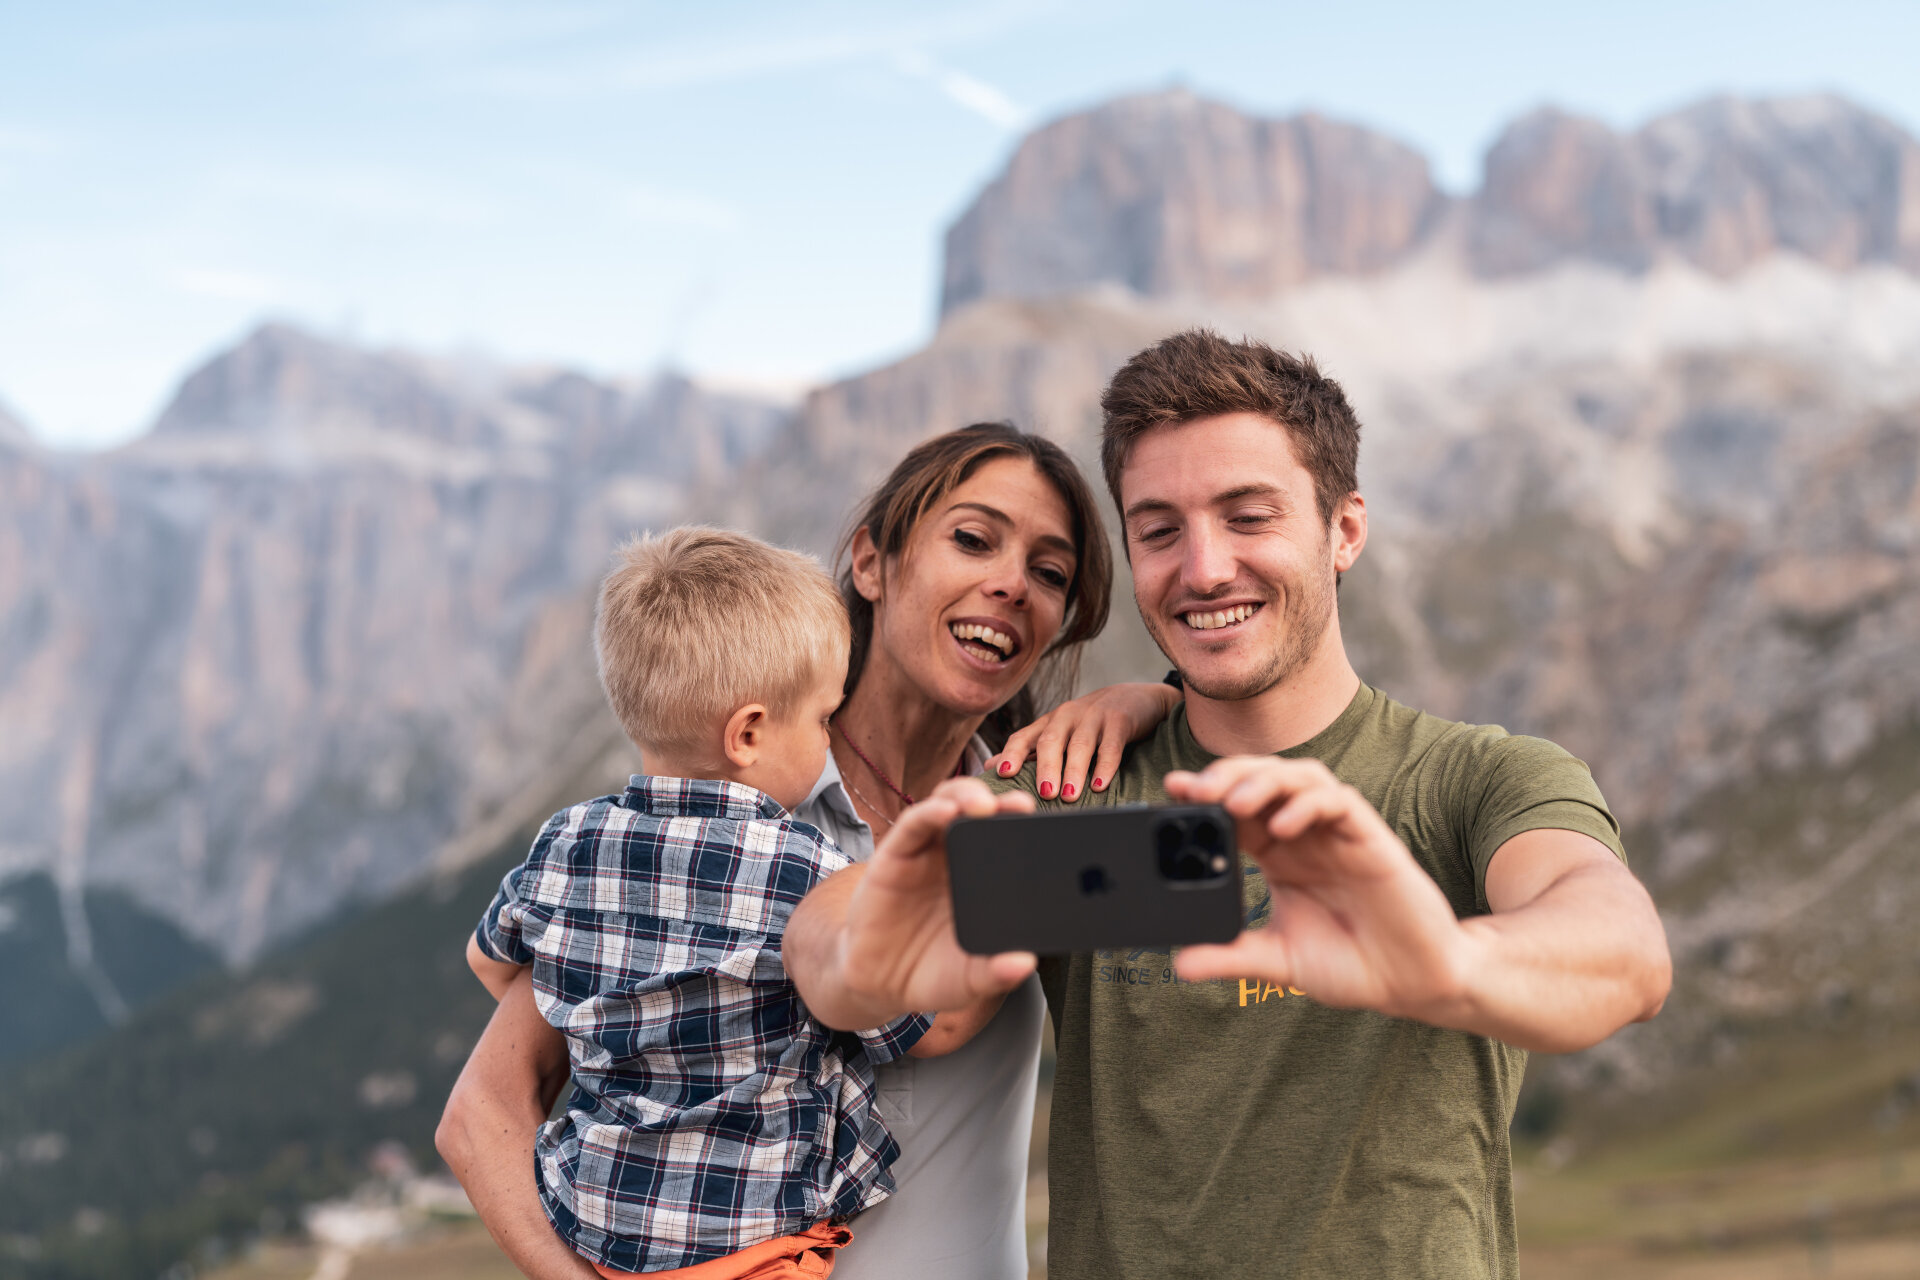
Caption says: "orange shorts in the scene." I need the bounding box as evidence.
[589,1222,853,1280]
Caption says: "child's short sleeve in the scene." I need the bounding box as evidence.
[852,1012,932,1064]
[474,861,535,965]
[474,807,578,964]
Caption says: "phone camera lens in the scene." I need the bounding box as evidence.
[1157,815,1229,882]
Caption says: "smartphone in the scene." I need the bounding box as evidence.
[946,804,1243,955]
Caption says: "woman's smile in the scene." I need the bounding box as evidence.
[947,617,1023,664]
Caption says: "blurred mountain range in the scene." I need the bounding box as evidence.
[2,87,1919,1239]
[0,332,784,1048]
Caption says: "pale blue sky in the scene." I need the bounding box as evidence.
[4,0,1918,447]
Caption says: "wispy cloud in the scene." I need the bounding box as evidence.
[443,2,1046,100]
[893,50,1029,130]
[366,1,628,57]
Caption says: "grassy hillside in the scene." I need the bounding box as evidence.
[0,839,529,1280]
[0,874,221,1068]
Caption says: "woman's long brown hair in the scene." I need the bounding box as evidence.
[836,422,1113,747]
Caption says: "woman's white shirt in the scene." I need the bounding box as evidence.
[795,741,1043,1280]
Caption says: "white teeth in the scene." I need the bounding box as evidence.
[1182,604,1259,631]
[950,622,1015,658]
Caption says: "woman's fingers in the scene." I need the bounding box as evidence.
[1056,716,1109,801]
[1032,724,1068,799]
[987,720,1043,779]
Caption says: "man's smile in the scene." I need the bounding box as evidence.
[1179,602,1264,632]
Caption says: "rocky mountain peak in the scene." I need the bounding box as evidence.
[1469,107,1653,275]
[149,323,517,450]
[940,89,1444,314]
[944,89,1920,302]
[1471,93,1920,276]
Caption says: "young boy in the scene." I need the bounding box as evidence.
[464,526,929,1278]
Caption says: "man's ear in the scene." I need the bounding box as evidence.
[722,703,770,768]
[848,526,885,604]
[1331,492,1367,574]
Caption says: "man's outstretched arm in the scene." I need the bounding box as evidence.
[785,778,1039,1032]
[1447,827,1669,1050]
[436,971,599,1280]
[1170,757,1671,1054]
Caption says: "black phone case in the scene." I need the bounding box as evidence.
[946,804,1244,955]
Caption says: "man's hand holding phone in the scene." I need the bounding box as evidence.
[1167,757,1475,1025]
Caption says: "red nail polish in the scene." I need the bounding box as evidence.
[998,760,1013,776]
[1039,781,1055,798]
[1063,783,1077,800]
[1093,778,1105,790]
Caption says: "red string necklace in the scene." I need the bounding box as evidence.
[831,715,924,806]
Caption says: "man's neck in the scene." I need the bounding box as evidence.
[834,660,982,801]
[1183,635,1362,758]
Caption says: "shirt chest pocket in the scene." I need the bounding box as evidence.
[873,1055,916,1125]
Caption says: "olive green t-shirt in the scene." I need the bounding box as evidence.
[994,684,1624,1280]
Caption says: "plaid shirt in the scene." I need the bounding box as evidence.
[475,776,930,1273]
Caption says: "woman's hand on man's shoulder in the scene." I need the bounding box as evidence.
[985,681,1181,802]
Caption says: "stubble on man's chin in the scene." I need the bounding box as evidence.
[1144,572,1336,703]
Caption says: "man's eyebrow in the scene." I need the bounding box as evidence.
[1123,484,1287,522]
[1214,483,1286,504]
[1122,497,1176,522]
[948,501,1076,557]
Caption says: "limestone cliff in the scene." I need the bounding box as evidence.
[941,89,1445,313]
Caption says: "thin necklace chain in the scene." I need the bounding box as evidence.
[831,715,918,805]
[836,764,897,835]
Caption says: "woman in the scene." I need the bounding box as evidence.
[439,423,1174,1280]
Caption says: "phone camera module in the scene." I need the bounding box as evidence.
[1156,814,1226,883]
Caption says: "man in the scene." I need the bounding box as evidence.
[784,330,1672,1279]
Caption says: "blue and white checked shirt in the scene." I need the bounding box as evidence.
[474,776,931,1273]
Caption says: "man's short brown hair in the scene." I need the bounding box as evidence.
[1100,330,1361,523]
[596,526,849,759]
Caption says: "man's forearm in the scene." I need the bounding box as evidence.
[1449,861,1671,1054]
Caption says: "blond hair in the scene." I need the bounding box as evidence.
[596,526,850,758]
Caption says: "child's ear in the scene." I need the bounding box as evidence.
[722,704,770,768]
[848,525,885,604]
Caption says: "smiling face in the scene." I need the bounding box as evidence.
[856,454,1077,718]
[1120,412,1361,701]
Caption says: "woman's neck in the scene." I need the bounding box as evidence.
[834,658,983,806]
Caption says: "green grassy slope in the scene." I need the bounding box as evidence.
[0,841,530,1280]
[0,875,222,1068]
